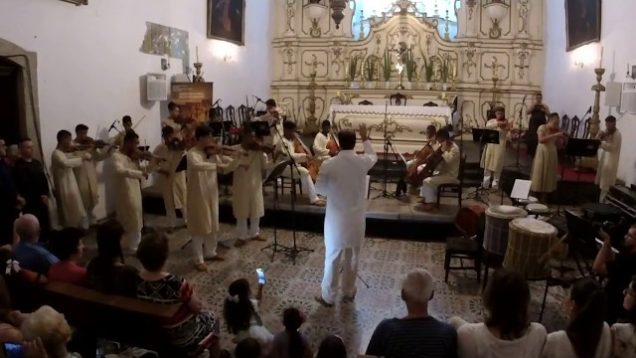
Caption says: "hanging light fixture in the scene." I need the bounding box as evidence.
[330,0,348,29]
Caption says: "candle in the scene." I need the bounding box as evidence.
[599,46,603,68]
[196,46,200,63]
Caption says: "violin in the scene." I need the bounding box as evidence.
[72,137,110,151]
[167,138,187,151]
[243,140,275,154]
[130,147,156,162]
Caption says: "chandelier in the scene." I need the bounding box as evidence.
[330,0,348,29]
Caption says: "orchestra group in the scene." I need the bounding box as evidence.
[4,94,621,273]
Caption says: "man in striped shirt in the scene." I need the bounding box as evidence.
[366,269,457,358]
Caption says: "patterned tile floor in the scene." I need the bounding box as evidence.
[84,214,570,356]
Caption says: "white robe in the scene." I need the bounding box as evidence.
[51,149,86,228]
[113,151,144,234]
[228,149,268,220]
[186,147,220,236]
[152,143,187,211]
[312,132,331,163]
[480,119,508,175]
[315,141,377,250]
[595,130,621,192]
[72,144,110,213]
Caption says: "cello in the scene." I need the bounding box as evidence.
[292,133,320,181]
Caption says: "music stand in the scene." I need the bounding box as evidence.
[465,129,500,202]
[261,160,295,262]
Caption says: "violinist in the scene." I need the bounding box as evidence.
[51,130,89,229]
[481,106,510,189]
[530,113,564,203]
[526,92,550,156]
[113,131,148,253]
[312,120,339,165]
[73,124,114,225]
[113,115,138,147]
[416,129,461,211]
[152,126,187,231]
[162,102,183,138]
[276,120,325,206]
[596,115,622,202]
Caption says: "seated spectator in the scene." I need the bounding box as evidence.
[366,269,457,358]
[455,269,546,358]
[20,305,80,358]
[543,277,611,358]
[594,225,636,323]
[12,215,58,275]
[0,276,22,343]
[223,278,273,349]
[316,335,346,358]
[269,307,312,358]
[135,233,219,355]
[48,228,87,286]
[86,220,137,296]
[611,276,636,358]
[236,337,262,358]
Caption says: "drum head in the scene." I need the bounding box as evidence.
[510,218,557,236]
[526,203,549,213]
[487,205,528,219]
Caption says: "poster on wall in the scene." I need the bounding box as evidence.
[207,0,246,46]
[565,0,602,51]
[170,83,214,123]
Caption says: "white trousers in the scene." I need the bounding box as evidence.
[419,175,459,203]
[191,234,218,264]
[281,165,318,203]
[125,231,141,252]
[483,169,501,188]
[321,245,360,304]
[236,216,261,240]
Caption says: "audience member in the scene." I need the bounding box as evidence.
[543,277,611,358]
[235,337,262,358]
[20,305,80,358]
[135,233,219,355]
[0,138,23,247]
[0,276,23,343]
[594,225,636,323]
[12,215,58,275]
[223,278,273,349]
[269,307,312,358]
[455,269,546,358]
[366,269,457,358]
[48,228,87,286]
[86,220,138,296]
[316,335,346,358]
[611,276,636,358]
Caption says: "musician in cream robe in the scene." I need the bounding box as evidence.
[113,132,147,252]
[313,120,335,165]
[596,115,622,202]
[481,107,510,189]
[152,126,187,229]
[73,124,114,224]
[314,124,377,306]
[275,120,323,206]
[51,130,88,229]
[406,125,439,168]
[418,129,461,209]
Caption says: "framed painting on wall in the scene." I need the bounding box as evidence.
[565,0,601,51]
[207,0,246,46]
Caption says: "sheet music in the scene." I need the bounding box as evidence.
[510,179,532,200]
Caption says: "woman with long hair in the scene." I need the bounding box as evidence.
[269,307,312,358]
[612,276,636,358]
[457,269,546,358]
[530,112,565,202]
[223,278,273,351]
[543,277,610,358]
[315,335,346,358]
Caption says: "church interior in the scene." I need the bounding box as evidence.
[2,0,636,357]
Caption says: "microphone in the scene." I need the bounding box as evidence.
[212,99,222,107]
[108,119,118,133]
[586,106,592,114]
[253,95,264,104]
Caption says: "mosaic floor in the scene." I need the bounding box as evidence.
[81,214,570,356]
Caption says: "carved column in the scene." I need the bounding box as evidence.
[463,0,478,38]
[284,0,297,37]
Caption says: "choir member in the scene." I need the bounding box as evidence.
[314,124,377,307]
[51,130,88,229]
[596,115,621,202]
[417,129,461,211]
[162,102,183,138]
[13,138,51,237]
[152,126,187,230]
[526,92,550,157]
[481,106,510,189]
[113,131,147,252]
[0,139,23,246]
[530,113,564,202]
[276,120,324,206]
[73,124,114,225]
[186,125,227,272]
[312,120,336,165]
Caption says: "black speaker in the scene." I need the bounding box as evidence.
[552,180,600,205]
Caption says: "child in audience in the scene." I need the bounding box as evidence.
[612,276,636,358]
[455,269,547,358]
[223,278,273,350]
[235,337,262,358]
[269,307,312,358]
[543,277,611,358]
[48,228,87,286]
[315,335,346,358]
[135,233,219,356]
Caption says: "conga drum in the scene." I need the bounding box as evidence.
[503,218,558,280]
[483,205,528,257]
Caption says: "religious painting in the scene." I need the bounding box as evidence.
[565,0,601,51]
[170,83,214,123]
[207,0,246,45]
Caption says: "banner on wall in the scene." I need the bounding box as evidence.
[170,82,214,123]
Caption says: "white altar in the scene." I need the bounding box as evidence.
[329,105,451,153]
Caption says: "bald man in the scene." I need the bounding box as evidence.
[13,214,59,275]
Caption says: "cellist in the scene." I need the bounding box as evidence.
[406,125,439,186]
[416,129,460,211]
[312,120,339,166]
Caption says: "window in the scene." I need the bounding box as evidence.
[352,0,461,41]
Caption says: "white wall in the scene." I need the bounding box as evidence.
[0,0,272,219]
[544,0,636,186]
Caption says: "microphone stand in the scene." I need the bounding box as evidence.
[515,95,527,168]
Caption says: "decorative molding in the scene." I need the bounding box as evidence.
[517,0,530,39]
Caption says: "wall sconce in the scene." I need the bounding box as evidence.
[330,0,349,29]
[211,41,238,63]
[305,2,327,37]
[483,0,509,39]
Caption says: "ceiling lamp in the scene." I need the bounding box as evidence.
[330,0,348,29]
[483,0,509,39]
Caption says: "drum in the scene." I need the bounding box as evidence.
[483,205,528,256]
[503,218,558,280]
[526,203,550,217]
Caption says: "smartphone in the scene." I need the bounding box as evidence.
[256,268,266,285]
[3,342,24,358]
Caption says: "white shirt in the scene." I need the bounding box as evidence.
[276,136,307,164]
[542,324,611,358]
[313,132,330,158]
[438,142,461,178]
[611,323,636,358]
[457,322,547,358]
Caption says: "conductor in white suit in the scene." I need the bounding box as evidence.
[596,115,622,202]
[314,124,377,307]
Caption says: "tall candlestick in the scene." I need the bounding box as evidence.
[196,46,200,63]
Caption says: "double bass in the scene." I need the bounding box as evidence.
[292,133,320,181]
[406,142,435,185]
[410,145,446,184]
